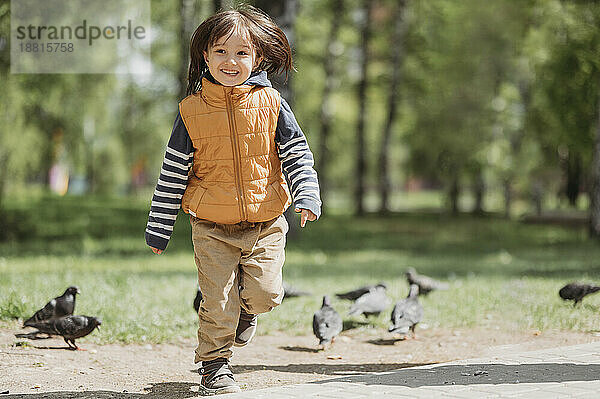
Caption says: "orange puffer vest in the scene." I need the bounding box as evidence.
[179,77,292,224]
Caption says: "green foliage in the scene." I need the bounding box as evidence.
[0,292,28,320]
[527,0,600,168]
[2,0,600,214]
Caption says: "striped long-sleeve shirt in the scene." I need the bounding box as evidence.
[145,72,321,251]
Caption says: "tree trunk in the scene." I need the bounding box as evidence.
[504,81,528,218]
[566,151,581,207]
[532,181,543,217]
[589,87,600,238]
[472,169,485,215]
[178,0,195,101]
[317,0,344,208]
[355,0,373,216]
[377,0,405,214]
[0,153,7,212]
[448,175,460,215]
[503,179,512,219]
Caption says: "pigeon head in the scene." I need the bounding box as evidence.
[405,268,416,278]
[322,295,331,307]
[65,286,81,295]
[89,317,102,328]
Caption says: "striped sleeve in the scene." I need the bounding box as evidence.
[275,98,322,219]
[145,111,194,250]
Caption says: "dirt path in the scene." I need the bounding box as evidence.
[1,326,598,397]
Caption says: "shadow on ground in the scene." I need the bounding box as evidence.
[0,382,204,398]
[279,345,321,353]
[311,363,600,387]
[234,362,429,375]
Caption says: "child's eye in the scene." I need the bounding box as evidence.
[237,51,248,56]
[214,49,225,54]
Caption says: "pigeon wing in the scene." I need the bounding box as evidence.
[26,319,60,335]
[336,285,371,301]
[23,299,57,327]
[55,316,86,338]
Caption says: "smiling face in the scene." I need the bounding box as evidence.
[203,29,259,87]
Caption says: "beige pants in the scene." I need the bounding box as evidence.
[190,214,288,362]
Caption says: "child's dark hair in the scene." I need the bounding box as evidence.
[186,5,294,95]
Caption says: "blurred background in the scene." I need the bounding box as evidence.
[1,0,600,343]
[2,0,600,223]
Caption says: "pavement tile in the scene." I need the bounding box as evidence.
[466,383,540,395]
[439,389,499,398]
[217,342,600,399]
[513,390,571,399]
[386,388,446,398]
[426,384,471,392]
[544,385,600,396]
[563,357,599,363]
[311,392,369,398]
[563,380,600,388]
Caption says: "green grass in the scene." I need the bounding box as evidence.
[1,194,600,344]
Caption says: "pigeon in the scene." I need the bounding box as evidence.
[26,315,101,350]
[193,286,202,313]
[283,281,311,300]
[347,285,391,318]
[23,286,81,327]
[313,295,343,348]
[559,282,600,306]
[335,282,387,301]
[405,268,448,296]
[389,284,424,338]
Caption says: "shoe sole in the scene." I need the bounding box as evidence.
[233,332,255,347]
[199,385,242,395]
[234,328,256,347]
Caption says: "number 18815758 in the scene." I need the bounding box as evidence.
[20,42,74,52]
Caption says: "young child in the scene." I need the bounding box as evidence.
[145,5,321,395]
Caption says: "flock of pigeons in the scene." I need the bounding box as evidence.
[14,276,600,351]
[19,286,101,350]
[312,268,448,348]
[190,268,446,348]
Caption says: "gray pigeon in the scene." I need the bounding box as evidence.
[193,286,202,313]
[23,286,81,327]
[283,281,311,300]
[313,295,343,347]
[347,285,391,318]
[405,268,448,296]
[27,315,101,350]
[559,282,600,306]
[336,282,387,301]
[389,284,424,338]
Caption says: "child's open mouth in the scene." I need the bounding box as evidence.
[221,69,239,76]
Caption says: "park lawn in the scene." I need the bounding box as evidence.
[1,194,600,344]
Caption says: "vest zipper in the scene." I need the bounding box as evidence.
[224,87,248,221]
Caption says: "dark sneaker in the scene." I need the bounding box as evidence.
[234,308,258,347]
[199,357,241,395]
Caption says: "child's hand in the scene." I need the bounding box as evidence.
[151,247,163,255]
[295,208,317,227]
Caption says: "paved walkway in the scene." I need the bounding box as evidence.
[217,342,600,398]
